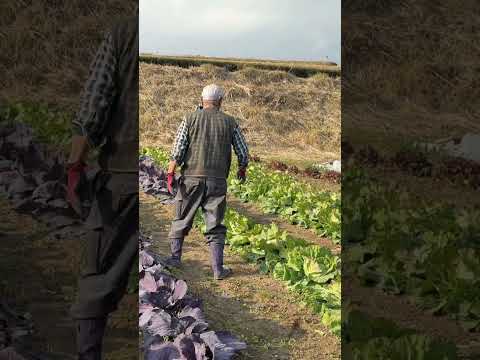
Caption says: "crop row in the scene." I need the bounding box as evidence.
[343,168,480,332]
[228,162,341,243]
[195,208,341,336]
[344,141,480,190]
[142,147,341,244]
[343,309,458,359]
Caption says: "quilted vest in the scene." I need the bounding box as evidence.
[182,109,237,179]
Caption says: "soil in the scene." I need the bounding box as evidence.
[297,176,340,193]
[0,196,137,359]
[364,166,480,207]
[262,164,340,194]
[140,193,340,360]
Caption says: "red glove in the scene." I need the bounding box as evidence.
[237,167,247,183]
[66,161,86,215]
[167,172,175,194]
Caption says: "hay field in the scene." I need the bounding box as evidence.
[0,0,136,111]
[342,0,480,148]
[140,63,341,164]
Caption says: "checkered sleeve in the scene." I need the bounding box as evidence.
[170,118,189,165]
[232,125,249,168]
[72,32,117,147]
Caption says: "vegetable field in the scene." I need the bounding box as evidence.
[344,168,480,329]
[140,147,342,358]
[342,159,479,358]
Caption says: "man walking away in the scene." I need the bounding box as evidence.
[166,84,249,280]
[66,15,138,360]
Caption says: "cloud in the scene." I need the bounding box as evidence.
[139,0,340,63]
[192,8,277,34]
[141,0,278,34]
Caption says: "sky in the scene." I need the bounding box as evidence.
[139,0,341,64]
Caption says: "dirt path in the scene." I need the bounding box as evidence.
[140,193,340,360]
[344,277,480,359]
[228,195,340,253]
[0,197,137,359]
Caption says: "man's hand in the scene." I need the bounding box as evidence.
[237,167,247,183]
[66,161,86,215]
[167,171,175,194]
[167,160,177,195]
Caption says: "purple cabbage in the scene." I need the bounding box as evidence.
[200,331,248,360]
[139,233,246,360]
[145,343,181,360]
[139,156,173,203]
[0,122,88,224]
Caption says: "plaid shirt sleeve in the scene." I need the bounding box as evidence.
[232,124,249,168]
[72,32,117,147]
[170,118,189,165]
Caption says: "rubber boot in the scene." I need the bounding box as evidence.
[209,242,232,280]
[165,238,183,268]
[76,317,107,360]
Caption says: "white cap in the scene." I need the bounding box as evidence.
[201,84,225,101]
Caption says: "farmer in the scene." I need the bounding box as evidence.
[166,84,249,280]
[66,16,138,360]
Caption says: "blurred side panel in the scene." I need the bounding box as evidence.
[0,1,138,358]
[342,1,480,359]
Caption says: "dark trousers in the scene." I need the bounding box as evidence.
[71,173,138,359]
[168,176,227,245]
[71,173,138,318]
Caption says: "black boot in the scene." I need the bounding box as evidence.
[76,317,107,360]
[165,238,183,268]
[209,242,232,280]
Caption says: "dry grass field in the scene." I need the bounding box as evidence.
[342,0,480,149]
[140,62,341,164]
[0,0,136,111]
